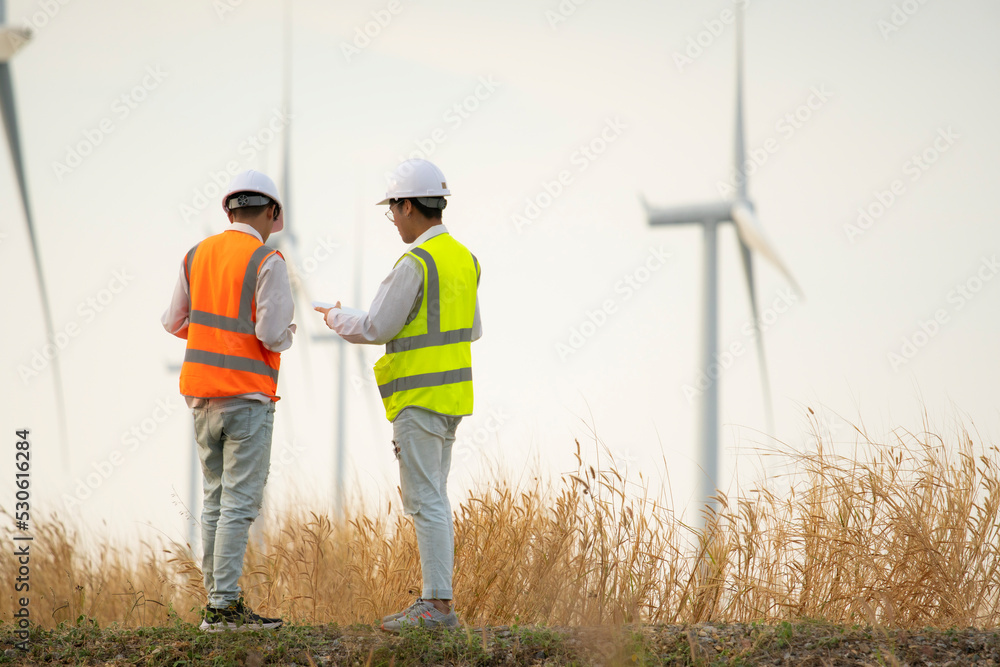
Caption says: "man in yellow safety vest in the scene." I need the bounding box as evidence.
[315,158,481,631]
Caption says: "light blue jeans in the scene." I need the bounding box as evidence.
[193,398,275,608]
[392,407,461,601]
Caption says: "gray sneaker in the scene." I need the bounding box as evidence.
[381,598,425,624]
[380,599,458,632]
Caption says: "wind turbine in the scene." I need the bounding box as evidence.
[1,1,70,464]
[273,0,320,380]
[643,8,801,516]
[271,0,326,502]
[272,3,382,519]
[273,0,362,519]
[310,169,389,522]
[309,182,369,522]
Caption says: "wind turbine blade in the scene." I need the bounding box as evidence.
[1,59,70,463]
[738,242,775,434]
[731,202,803,297]
[734,3,747,201]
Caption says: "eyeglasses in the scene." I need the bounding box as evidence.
[385,199,400,222]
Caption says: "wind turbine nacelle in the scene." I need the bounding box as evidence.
[0,27,32,63]
[645,200,734,226]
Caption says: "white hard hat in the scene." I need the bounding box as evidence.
[376,158,451,206]
[222,169,284,232]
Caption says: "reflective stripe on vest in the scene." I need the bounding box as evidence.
[179,232,283,400]
[374,233,479,421]
[377,367,473,399]
[184,348,279,382]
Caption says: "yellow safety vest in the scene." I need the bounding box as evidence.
[374,232,480,421]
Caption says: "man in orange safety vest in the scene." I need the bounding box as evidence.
[162,169,295,632]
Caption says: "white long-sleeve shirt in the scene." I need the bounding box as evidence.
[325,225,481,344]
[162,223,296,406]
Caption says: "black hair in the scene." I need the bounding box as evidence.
[393,197,445,220]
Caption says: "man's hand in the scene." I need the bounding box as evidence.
[314,301,341,329]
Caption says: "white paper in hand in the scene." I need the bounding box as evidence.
[311,301,337,310]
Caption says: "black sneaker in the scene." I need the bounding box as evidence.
[199,597,283,632]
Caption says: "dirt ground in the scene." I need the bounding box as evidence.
[2,621,999,665]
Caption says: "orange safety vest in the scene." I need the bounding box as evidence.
[179,230,283,401]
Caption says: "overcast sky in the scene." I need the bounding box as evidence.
[2,0,998,543]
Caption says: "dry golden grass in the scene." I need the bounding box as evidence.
[3,412,998,630]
